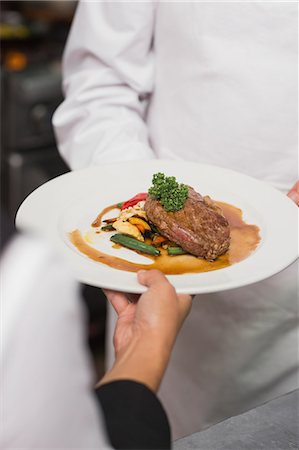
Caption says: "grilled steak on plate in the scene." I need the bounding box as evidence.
[145,187,230,260]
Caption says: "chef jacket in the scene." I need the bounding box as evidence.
[53,1,299,440]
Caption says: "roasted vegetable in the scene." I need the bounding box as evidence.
[110,234,160,256]
[103,217,118,224]
[118,205,148,221]
[148,222,160,234]
[121,193,148,210]
[167,246,188,255]
[152,235,168,247]
[144,230,154,239]
[135,224,145,234]
[101,224,115,231]
[112,220,144,241]
[129,217,151,231]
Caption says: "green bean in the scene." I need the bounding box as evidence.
[167,246,188,255]
[110,234,160,256]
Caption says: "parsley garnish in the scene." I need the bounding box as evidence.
[148,172,189,212]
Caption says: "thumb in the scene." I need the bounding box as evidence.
[137,269,173,293]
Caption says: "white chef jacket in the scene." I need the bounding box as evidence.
[53,1,299,440]
[0,234,111,449]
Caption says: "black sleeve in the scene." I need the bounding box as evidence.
[95,380,171,449]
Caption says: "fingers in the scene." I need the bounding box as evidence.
[137,269,193,320]
[177,293,193,321]
[137,269,172,291]
[103,289,130,316]
[287,180,299,206]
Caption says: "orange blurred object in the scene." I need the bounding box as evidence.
[5,51,27,71]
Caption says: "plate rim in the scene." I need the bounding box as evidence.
[16,159,298,294]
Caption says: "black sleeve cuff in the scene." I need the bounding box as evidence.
[95,380,171,449]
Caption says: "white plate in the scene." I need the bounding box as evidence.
[16,160,298,294]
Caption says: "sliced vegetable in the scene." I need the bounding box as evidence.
[149,222,160,234]
[144,230,154,239]
[129,217,151,231]
[112,220,144,241]
[135,224,145,234]
[103,217,118,224]
[152,235,167,246]
[119,207,148,221]
[121,193,148,210]
[101,224,115,231]
[110,234,160,256]
[167,246,188,255]
[144,237,154,245]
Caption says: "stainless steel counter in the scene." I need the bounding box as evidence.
[174,390,298,450]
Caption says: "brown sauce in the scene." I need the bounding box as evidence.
[91,203,119,228]
[69,202,260,275]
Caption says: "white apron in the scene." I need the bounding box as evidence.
[54,1,299,440]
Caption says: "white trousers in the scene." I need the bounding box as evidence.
[106,261,298,440]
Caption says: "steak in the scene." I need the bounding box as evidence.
[144,187,230,260]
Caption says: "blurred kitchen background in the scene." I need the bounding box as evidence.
[0,1,106,376]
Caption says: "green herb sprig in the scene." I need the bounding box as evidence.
[148,172,189,212]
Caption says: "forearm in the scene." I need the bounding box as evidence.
[95,271,191,449]
[99,332,171,392]
[100,272,192,392]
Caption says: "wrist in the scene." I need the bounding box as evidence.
[98,331,172,392]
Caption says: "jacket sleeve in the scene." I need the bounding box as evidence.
[53,1,156,170]
[95,380,171,450]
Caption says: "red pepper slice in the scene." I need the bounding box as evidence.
[121,193,148,210]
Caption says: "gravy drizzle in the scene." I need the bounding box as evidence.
[69,202,260,275]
